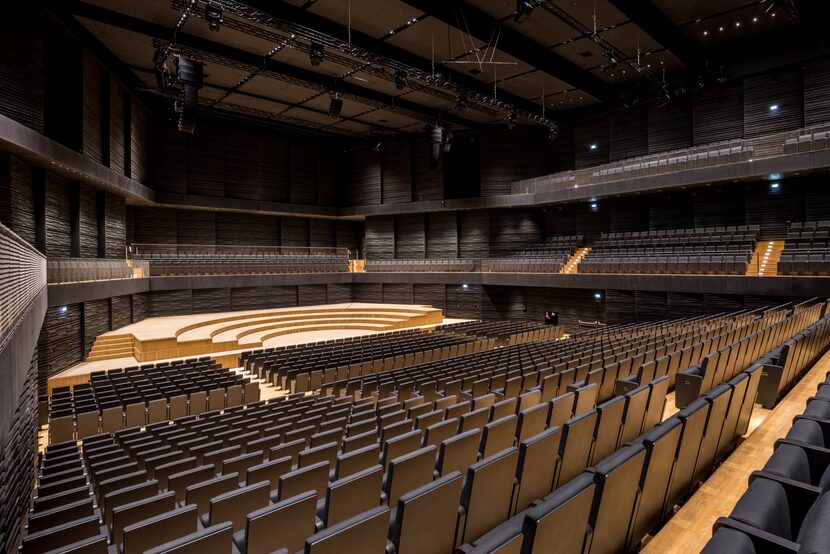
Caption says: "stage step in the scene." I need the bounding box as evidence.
[562,247,591,274]
[87,335,134,362]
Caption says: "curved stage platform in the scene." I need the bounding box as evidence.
[50,303,450,392]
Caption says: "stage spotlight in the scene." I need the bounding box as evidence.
[600,51,617,73]
[205,1,224,32]
[506,112,518,130]
[394,70,408,90]
[309,42,325,66]
[328,95,343,119]
[514,0,534,23]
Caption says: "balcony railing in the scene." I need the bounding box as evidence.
[46,258,148,284]
[0,223,45,346]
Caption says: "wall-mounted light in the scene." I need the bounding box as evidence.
[769,104,779,113]
[594,292,602,301]
[58,306,68,315]
[589,143,598,151]
[770,182,780,190]
[461,284,469,290]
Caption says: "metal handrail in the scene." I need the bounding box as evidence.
[129,243,350,257]
[0,223,46,348]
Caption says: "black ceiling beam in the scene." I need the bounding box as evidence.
[63,0,476,128]
[399,0,613,102]
[605,0,702,69]
[242,0,547,116]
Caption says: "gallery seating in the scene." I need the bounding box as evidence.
[778,220,830,275]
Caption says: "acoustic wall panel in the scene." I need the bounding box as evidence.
[44,23,82,150]
[83,299,110,357]
[290,142,318,205]
[111,295,132,331]
[281,217,309,248]
[648,97,692,153]
[187,125,225,197]
[413,284,445,311]
[317,146,339,206]
[648,192,695,231]
[298,284,326,306]
[309,219,336,248]
[109,79,127,175]
[575,115,610,169]
[353,283,382,303]
[703,294,743,316]
[365,216,394,259]
[481,286,527,320]
[192,288,232,314]
[45,174,72,257]
[132,207,177,245]
[395,214,425,259]
[445,284,481,319]
[745,184,802,239]
[326,283,353,304]
[130,98,149,184]
[804,59,830,126]
[260,135,290,202]
[105,193,126,258]
[149,290,193,318]
[215,213,279,246]
[78,184,98,258]
[549,122,575,173]
[382,142,412,204]
[489,209,543,257]
[667,292,704,319]
[382,283,413,304]
[634,291,667,322]
[443,135,480,199]
[232,286,297,310]
[345,148,381,205]
[605,290,636,325]
[177,210,216,246]
[609,197,649,234]
[82,50,104,164]
[545,205,577,237]
[149,125,187,193]
[425,212,458,259]
[132,292,148,323]
[743,70,803,138]
[0,155,36,247]
[0,4,43,132]
[37,304,83,392]
[693,188,745,228]
[412,140,442,201]
[336,220,362,255]
[458,211,489,259]
[609,107,648,161]
[225,128,266,201]
[692,84,743,145]
[479,127,549,196]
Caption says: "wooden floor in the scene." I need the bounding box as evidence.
[644,350,830,553]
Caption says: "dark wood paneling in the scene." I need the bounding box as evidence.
[187,125,225,197]
[231,286,297,310]
[693,188,745,228]
[395,214,425,259]
[215,213,279,246]
[0,155,36,247]
[336,221,362,255]
[130,98,149,184]
[635,291,667,322]
[413,284,445,311]
[648,192,695,231]
[743,70,803,138]
[309,219,336,248]
[298,284,326,306]
[609,197,649,233]
[382,143,412,204]
[445,284,481,319]
[45,174,72,257]
[381,283,413,304]
[481,285,527,320]
[443,135,480,199]
[149,289,193,318]
[575,115,610,169]
[37,305,83,390]
[605,290,636,325]
[83,299,110,357]
[326,283,353,304]
[132,207,177,245]
[365,216,394,260]
[425,212,457,259]
[745,183,802,239]
[459,211,489,258]
[109,79,127,175]
[490,209,543,257]
[177,210,216,246]
[549,122,575,173]
[281,217,309,248]
[105,193,126,258]
[480,127,548,195]
[353,283,381,303]
[132,292,148,323]
[804,59,830,126]
[0,4,43,132]
[44,22,82,149]
[545,205,577,237]
[225,128,266,201]
[648,97,692,153]
[149,125,187,193]
[290,142,318,205]
[317,146,339,206]
[609,107,648,161]
[693,84,744,145]
[192,288,232,313]
[345,148,381,205]
[261,135,290,202]
[703,293,743,316]
[111,295,132,330]
[82,50,104,164]
[78,184,98,258]
[413,140,442,201]
[667,292,704,319]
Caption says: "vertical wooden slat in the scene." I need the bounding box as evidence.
[743,70,803,138]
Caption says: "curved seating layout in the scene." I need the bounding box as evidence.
[26,303,830,553]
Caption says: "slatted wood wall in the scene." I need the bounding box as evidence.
[216,212,279,246]
[336,220,363,255]
[648,192,695,231]
[326,283,353,304]
[365,216,394,259]
[281,217,309,247]
[635,291,668,322]
[132,208,178,245]
[0,155,37,248]
[804,59,830,126]
[44,21,82,151]
[298,284,326,306]
[425,212,458,258]
[481,286,528,320]
[105,193,126,258]
[290,143,318,205]
[78,184,98,258]
[150,126,187,193]
[192,288,232,314]
[132,292,148,322]
[609,197,649,233]
[345,148,382,205]
[0,4,43,133]
[693,84,744,144]
[445,284,481,319]
[605,290,636,325]
[177,210,216,245]
[45,174,72,257]
[187,124,226,197]
[394,215,425,259]
[575,115,610,169]
[111,295,132,330]
[609,107,648,161]
[225,128,264,201]
[318,146,340,206]
[109,79,127,176]
[37,304,83,392]
[458,211,489,258]
[443,135,480,199]
[130,98,149,184]
[549,122,575,173]
[83,299,110,357]
[353,283,382,303]
[743,69,803,138]
[413,284,445,310]
[413,140,443,201]
[479,127,548,196]
[382,143,412,204]
[82,50,104,164]
[310,219,336,248]
[648,96,692,153]
[382,283,414,304]
[489,209,543,257]
[230,287,297,311]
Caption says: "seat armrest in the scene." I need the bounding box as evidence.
[713,517,800,553]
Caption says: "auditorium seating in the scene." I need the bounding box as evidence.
[783,122,830,155]
[579,224,759,275]
[364,258,477,272]
[778,220,830,276]
[486,235,582,273]
[46,258,134,283]
[702,370,830,553]
[131,248,348,276]
[47,358,259,444]
[435,320,564,345]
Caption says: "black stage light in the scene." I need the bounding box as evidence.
[205,1,223,32]
[310,42,325,66]
[395,70,408,90]
[514,0,534,23]
[506,112,518,130]
[600,51,617,73]
[328,96,343,119]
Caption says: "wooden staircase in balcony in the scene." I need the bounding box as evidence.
[746,240,785,276]
[562,247,591,274]
[86,334,134,362]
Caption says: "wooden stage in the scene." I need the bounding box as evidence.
[49,303,455,392]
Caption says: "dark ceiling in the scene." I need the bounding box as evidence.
[52,0,826,137]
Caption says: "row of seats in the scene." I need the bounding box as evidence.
[436,319,563,345]
[580,254,750,275]
[780,221,830,275]
[364,259,476,272]
[485,257,566,273]
[783,122,830,155]
[703,360,830,553]
[603,225,760,239]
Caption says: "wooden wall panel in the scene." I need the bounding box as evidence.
[445,284,481,319]
[309,219,336,248]
[443,135,480,199]
[667,292,704,319]
[0,155,36,247]
[480,127,548,196]
[298,284,326,306]
[648,97,692,153]
[382,283,413,304]
[693,84,744,145]
[83,299,110,357]
[382,143,412,204]
[132,292,148,323]
[177,210,216,245]
[648,192,695,231]
[44,23,82,150]
[37,305,83,391]
[260,135,290,202]
[425,212,457,258]
[635,291,667,322]
[575,115,610,169]
[187,125,225,197]
[336,221,363,255]
[489,209,543,257]
[225,129,264,201]
[745,184,802,239]
[481,286,527,320]
[149,289,193,318]
[45,174,71,257]
[609,107,648,161]
[545,205,577,237]
[132,207,177,245]
[459,211,489,258]
[804,59,830,126]
[412,140,443,201]
[105,193,126,258]
[353,283,381,303]
[413,284,445,311]
[230,286,298,311]
[0,4,43,132]
[192,288,232,314]
[345,148,381,205]
[549,122,575,173]
[365,216,394,259]
[326,283,353,304]
[149,125,187,193]
[609,197,649,233]
[281,217,309,248]
[703,293,743,316]
[111,295,132,330]
[290,142,318,205]
[130,98,149,184]
[109,79,126,175]
[215,213,279,246]
[317,146,339,206]
[743,70,803,138]
[394,215,425,259]
[605,290,636,325]
[693,188,745,228]
[78,184,98,258]
[82,50,103,164]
